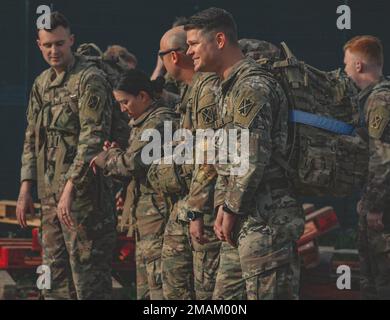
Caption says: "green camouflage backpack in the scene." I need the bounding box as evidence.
[76,43,130,149]
[241,40,368,197]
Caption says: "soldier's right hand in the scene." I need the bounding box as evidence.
[115,188,125,211]
[89,156,98,175]
[16,182,35,228]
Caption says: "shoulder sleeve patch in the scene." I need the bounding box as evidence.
[233,87,266,128]
[87,94,101,110]
[367,96,390,139]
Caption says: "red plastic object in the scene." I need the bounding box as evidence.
[31,228,42,252]
[0,245,41,269]
[112,235,135,271]
[297,221,319,246]
[315,211,339,232]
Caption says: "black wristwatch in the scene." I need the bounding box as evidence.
[187,211,203,221]
[222,204,237,215]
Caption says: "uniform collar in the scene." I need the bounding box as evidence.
[129,101,159,127]
[358,76,386,104]
[220,58,248,93]
[48,54,77,88]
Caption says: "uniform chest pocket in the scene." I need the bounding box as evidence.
[52,102,79,132]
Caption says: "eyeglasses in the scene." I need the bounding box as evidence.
[158,47,184,57]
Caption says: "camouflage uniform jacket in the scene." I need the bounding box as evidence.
[174,73,220,226]
[20,54,113,201]
[214,58,294,218]
[94,103,177,238]
[359,77,390,219]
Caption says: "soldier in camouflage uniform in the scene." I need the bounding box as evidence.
[16,12,116,300]
[153,26,221,300]
[92,69,177,300]
[185,8,304,300]
[344,35,390,299]
[204,38,288,300]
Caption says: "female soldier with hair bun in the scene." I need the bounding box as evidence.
[91,69,178,299]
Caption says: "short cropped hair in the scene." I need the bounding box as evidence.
[344,35,383,67]
[36,11,70,35]
[184,7,238,44]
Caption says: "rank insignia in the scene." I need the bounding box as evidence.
[201,107,215,124]
[238,98,254,116]
[87,95,100,109]
[371,114,383,129]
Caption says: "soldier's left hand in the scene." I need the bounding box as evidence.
[367,211,384,231]
[89,156,98,175]
[222,211,237,247]
[57,181,75,229]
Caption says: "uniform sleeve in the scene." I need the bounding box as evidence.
[223,78,276,215]
[94,121,165,178]
[186,76,219,214]
[65,73,112,187]
[214,174,229,210]
[186,164,217,214]
[360,93,390,213]
[20,80,41,182]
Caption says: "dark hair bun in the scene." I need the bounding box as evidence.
[152,76,166,94]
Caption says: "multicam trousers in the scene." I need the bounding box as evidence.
[136,236,164,300]
[213,215,301,300]
[358,214,390,299]
[161,217,221,300]
[40,195,116,300]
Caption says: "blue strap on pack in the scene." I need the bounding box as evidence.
[290,110,355,135]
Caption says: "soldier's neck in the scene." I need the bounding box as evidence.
[220,48,245,80]
[358,72,383,90]
[52,55,75,76]
[182,69,195,85]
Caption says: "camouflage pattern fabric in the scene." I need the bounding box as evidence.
[212,242,246,300]
[213,58,304,300]
[20,54,116,299]
[94,103,177,300]
[239,38,281,61]
[357,78,390,300]
[161,73,221,300]
[242,41,365,197]
[41,195,115,299]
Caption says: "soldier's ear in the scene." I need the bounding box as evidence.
[138,90,149,104]
[215,32,226,50]
[69,34,75,47]
[355,60,362,73]
[171,51,179,64]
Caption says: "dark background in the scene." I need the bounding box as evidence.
[0,0,389,229]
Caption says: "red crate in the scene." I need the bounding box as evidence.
[113,235,135,271]
[297,221,319,246]
[316,211,339,233]
[0,245,41,269]
[31,228,42,252]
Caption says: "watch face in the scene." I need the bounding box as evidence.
[187,211,195,220]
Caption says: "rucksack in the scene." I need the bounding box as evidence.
[76,43,131,149]
[256,42,368,197]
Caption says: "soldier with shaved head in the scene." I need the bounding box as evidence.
[149,25,221,300]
